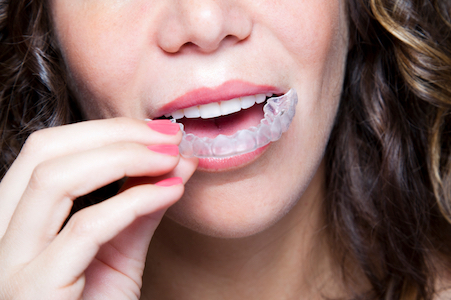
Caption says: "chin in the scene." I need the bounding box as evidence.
[163,118,327,239]
[164,158,312,238]
[164,200,295,239]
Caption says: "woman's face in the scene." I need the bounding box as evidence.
[50,0,349,237]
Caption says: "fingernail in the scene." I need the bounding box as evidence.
[155,177,184,187]
[147,144,179,156]
[147,120,179,135]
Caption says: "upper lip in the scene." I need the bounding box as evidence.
[156,80,283,117]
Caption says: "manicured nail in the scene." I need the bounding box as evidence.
[147,144,179,156]
[147,120,180,135]
[155,177,184,187]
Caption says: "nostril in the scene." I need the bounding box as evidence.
[181,42,198,51]
[156,5,252,54]
[222,34,250,47]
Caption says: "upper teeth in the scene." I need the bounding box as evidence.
[166,94,269,120]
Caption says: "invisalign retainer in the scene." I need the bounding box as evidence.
[177,89,298,158]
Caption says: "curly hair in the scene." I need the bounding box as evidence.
[0,0,77,176]
[1,0,451,299]
[326,0,451,298]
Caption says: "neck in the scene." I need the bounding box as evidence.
[141,163,345,299]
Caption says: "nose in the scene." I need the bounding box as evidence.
[156,0,253,53]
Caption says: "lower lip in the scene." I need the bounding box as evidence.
[197,144,270,172]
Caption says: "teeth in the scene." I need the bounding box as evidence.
[184,106,200,118]
[240,95,256,109]
[178,89,298,158]
[171,109,184,119]
[199,102,221,119]
[255,94,266,104]
[169,94,268,120]
[220,98,242,115]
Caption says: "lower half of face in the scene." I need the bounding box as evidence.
[51,0,349,238]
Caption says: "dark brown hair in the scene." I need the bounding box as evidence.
[1,0,451,299]
[326,0,451,298]
[0,0,77,176]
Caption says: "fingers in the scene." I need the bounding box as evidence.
[119,155,199,192]
[0,118,181,236]
[34,183,184,292]
[101,155,199,264]
[14,182,184,300]
[80,157,198,298]
[2,141,181,267]
[0,117,195,298]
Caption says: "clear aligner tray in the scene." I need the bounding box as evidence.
[177,89,298,158]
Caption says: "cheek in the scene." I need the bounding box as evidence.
[263,0,343,65]
[276,1,347,139]
[256,0,347,123]
[51,2,152,116]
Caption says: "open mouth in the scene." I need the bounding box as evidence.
[164,93,268,120]
[157,89,298,158]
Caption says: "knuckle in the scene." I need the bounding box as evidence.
[19,129,55,163]
[65,212,95,238]
[21,130,47,156]
[27,161,60,192]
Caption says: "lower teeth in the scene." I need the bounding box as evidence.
[177,89,298,158]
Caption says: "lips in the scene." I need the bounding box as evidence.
[164,93,273,140]
[178,89,298,159]
[157,81,281,139]
[158,80,281,117]
[177,101,266,138]
[153,81,298,171]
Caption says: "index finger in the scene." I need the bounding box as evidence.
[0,117,181,236]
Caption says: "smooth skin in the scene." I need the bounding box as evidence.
[50,0,348,237]
[0,0,351,299]
[0,118,197,299]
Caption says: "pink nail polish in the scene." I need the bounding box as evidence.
[155,177,184,187]
[147,120,180,135]
[147,144,179,156]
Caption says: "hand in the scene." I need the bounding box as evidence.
[0,117,198,300]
